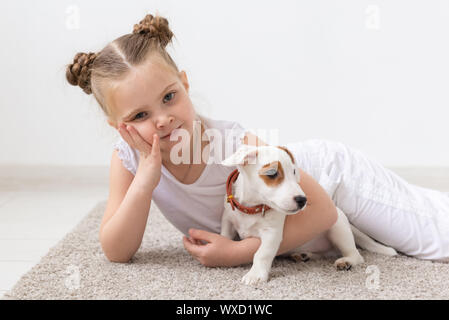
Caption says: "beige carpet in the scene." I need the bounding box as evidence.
[2,200,449,300]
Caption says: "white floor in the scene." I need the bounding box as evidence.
[0,165,448,299]
[0,165,109,299]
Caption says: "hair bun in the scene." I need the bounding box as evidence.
[132,14,173,48]
[66,52,97,95]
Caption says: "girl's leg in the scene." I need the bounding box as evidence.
[330,142,449,261]
[286,139,449,261]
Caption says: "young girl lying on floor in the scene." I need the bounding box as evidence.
[66,13,449,266]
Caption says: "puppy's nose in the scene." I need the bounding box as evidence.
[294,195,307,209]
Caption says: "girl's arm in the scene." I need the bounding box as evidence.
[99,150,155,263]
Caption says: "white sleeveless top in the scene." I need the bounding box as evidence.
[113,114,251,236]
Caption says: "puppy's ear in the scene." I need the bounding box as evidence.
[221,145,259,167]
[276,146,295,165]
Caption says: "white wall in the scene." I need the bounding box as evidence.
[1,0,448,167]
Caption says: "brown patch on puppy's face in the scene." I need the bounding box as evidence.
[276,146,295,164]
[258,161,284,187]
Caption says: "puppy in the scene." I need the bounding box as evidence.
[220,144,397,285]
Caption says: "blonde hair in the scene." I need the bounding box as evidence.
[65,14,180,119]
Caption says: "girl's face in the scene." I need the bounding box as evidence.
[107,59,197,157]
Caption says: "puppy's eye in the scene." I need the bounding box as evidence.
[294,169,296,175]
[266,170,278,179]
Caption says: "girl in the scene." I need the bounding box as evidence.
[66,14,449,267]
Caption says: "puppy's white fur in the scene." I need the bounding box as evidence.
[221,144,397,285]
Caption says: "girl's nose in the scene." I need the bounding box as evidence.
[156,115,175,129]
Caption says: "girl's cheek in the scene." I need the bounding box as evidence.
[134,124,156,144]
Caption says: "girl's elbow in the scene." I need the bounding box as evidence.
[102,247,133,263]
[106,255,131,264]
[99,233,134,263]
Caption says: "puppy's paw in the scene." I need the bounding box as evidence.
[241,268,269,285]
[334,259,352,271]
[382,247,398,256]
[290,252,311,262]
[289,252,323,263]
[334,254,364,271]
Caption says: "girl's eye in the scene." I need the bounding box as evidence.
[131,91,176,121]
[163,91,176,103]
[133,112,147,121]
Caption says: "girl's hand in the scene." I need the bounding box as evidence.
[182,229,238,267]
[117,123,162,191]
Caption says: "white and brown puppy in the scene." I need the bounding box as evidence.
[221,144,397,285]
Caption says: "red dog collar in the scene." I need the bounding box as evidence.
[226,169,271,215]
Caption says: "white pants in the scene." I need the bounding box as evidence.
[285,139,449,262]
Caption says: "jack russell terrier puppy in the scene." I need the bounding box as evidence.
[220,144,397,285]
